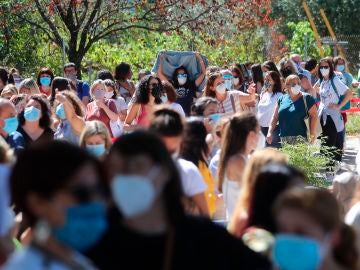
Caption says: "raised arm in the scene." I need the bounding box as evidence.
[157,52,169,82]
[194,52,206,87]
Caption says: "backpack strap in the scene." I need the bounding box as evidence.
[302,94,309,119]
[330,77,340,100]
[229,93,236,113]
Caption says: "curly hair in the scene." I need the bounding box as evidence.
[135,75,162,105]
[18,95,52,129]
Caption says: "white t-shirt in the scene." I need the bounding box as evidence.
[169,102,186,118]
[175,158,207,197]
[319,76,348,108]
[114,97,128,112]
[257,92,282,127]
[4,246,96,270]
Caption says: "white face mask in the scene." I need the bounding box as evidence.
[111,167,161,218]
[320,68,330,77]
[233,78,239,85]
[104,92,113,99]
[216,83,226,94]
[178,77,187,86]
[161,95,168,103]
[291,84,301,95]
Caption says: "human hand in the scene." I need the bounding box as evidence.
[55,93,66,104]
[247,83,256,95]
[328,103,340,111]
[266,133,273,144]
[95,100,106,109]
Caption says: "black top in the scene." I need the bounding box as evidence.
[86,208,271,270]
[175,81,197,116]
[17,126,54,148]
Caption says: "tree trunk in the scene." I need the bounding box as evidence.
[67,49,84,80]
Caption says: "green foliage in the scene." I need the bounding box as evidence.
[285,21,331,59]
[346,114,360,135]
[83,28,265,81]
[280,139,333,187]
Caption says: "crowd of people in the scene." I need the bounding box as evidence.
[0,51,360,269]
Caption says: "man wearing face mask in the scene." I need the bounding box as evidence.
[63,63,90,106]
[157,52,206,116]
[0,99,24,154]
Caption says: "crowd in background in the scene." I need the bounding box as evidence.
[0,52,360,269]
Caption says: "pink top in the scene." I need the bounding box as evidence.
[85,99,117,136]
[137,104,149,127]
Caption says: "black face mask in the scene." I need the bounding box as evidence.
[151,86,161,98]
[282,68,293,78]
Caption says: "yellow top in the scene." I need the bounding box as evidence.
[198,161,217,217]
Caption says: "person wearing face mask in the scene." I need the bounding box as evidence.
[125,75,163,128]
[63,63,90,106]
[161,81,186,117]
[79,120,112,160]
[86,131,271,270]
[85,79,118,137]
[273,188,358,270]
[4,141,106,269]
[17,95,54,149]
[0,98,24,154]
[251,64,264,94]
[278,57,298,79]
[267,75,318,145]
[103,79,127,122]
[114,62,136,104]
[257,71,283,148]
[203,73,256,117]
[158,52,206,116]
[180,119,217,217]
[149,108,209,217]
[37,67,54,97]
[230,64,248,92]
[316,58,352,167]
[217,112,261,220]
[54,91,85,145]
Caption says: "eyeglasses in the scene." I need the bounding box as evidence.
[319,66,329,69]
[223,74,233,80]
[177,74,188,78]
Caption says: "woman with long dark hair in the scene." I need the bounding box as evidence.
[217,112,260,219]
[257,71,283,148]
[86,131,271,269]
[124,74,163,128]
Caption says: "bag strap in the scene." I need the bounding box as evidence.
[229,93,236,113]
[302,94,309,119]
[330,77,340,100]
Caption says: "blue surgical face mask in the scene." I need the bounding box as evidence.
[273,234,324,270]
[86,144,106,157]
[111,167,161,218]
[3,116,19,134]
[24,106,41,122]
[209,113,221,123]
[40,77,51,87]
[52,202,107,252]
[336,65,345,72]
[56,104,66,120]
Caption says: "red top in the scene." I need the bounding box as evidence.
[85,99,118,136]
[40,87,51,97]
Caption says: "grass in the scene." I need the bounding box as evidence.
[346,113,360,135]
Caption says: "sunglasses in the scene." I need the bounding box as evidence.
[177,74,188,78]
[223,74,233,80]
[319,66,329,69]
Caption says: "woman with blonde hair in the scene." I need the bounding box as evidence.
[267,74,318,145]
[79,120,112,159]
[228,148,288,236]
[85,79,118,137]
[18,78,40,95]
[0,84,18,100]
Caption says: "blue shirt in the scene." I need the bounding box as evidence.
[76,80,90,100]
[278,94,316,138]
